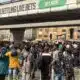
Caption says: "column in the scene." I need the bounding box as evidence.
[10,28,25,43]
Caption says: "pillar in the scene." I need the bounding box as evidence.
[10,28,25,44]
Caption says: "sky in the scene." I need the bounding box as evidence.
[0,0,10,3]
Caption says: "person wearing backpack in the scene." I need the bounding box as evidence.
[5,44,20,80]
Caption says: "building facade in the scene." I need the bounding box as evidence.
[36,27,78,41]
[0,0,80,42]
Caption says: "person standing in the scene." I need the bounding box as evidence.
[5,44,20,80]
[63,44,75,80]
[52,51,65,80]
[21,45,31,80]
[0,44,9,80]
[38,46,52,80]
[50,44,60,80]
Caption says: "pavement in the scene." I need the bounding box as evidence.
[35,70,41,80]
[5,70,41,80]
[5,68,80,80]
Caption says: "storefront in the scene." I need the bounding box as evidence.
[36,27,79,41]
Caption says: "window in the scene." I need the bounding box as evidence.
[38,35,42,37]
[62,29,66,32]
[44,35,48,37]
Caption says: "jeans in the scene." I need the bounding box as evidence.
[8,68,18,80]
[54,72,64,80]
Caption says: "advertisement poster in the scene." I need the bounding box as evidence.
[39,0,66,9]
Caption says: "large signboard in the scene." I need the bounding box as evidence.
[0,0,36,17]
[39,0,66,9]
[0,3,36,15]
[0,0,78,18]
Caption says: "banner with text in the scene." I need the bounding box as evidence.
[0,0,36,17]
[39,0,66,9]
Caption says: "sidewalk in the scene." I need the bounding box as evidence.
[74,67,80,80]
[5,68,80,80]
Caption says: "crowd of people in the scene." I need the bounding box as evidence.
[0,40,80,80]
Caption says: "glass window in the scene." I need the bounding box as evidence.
[62,29,66,32]
[38,35,42,37]
[44,35,48,37]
